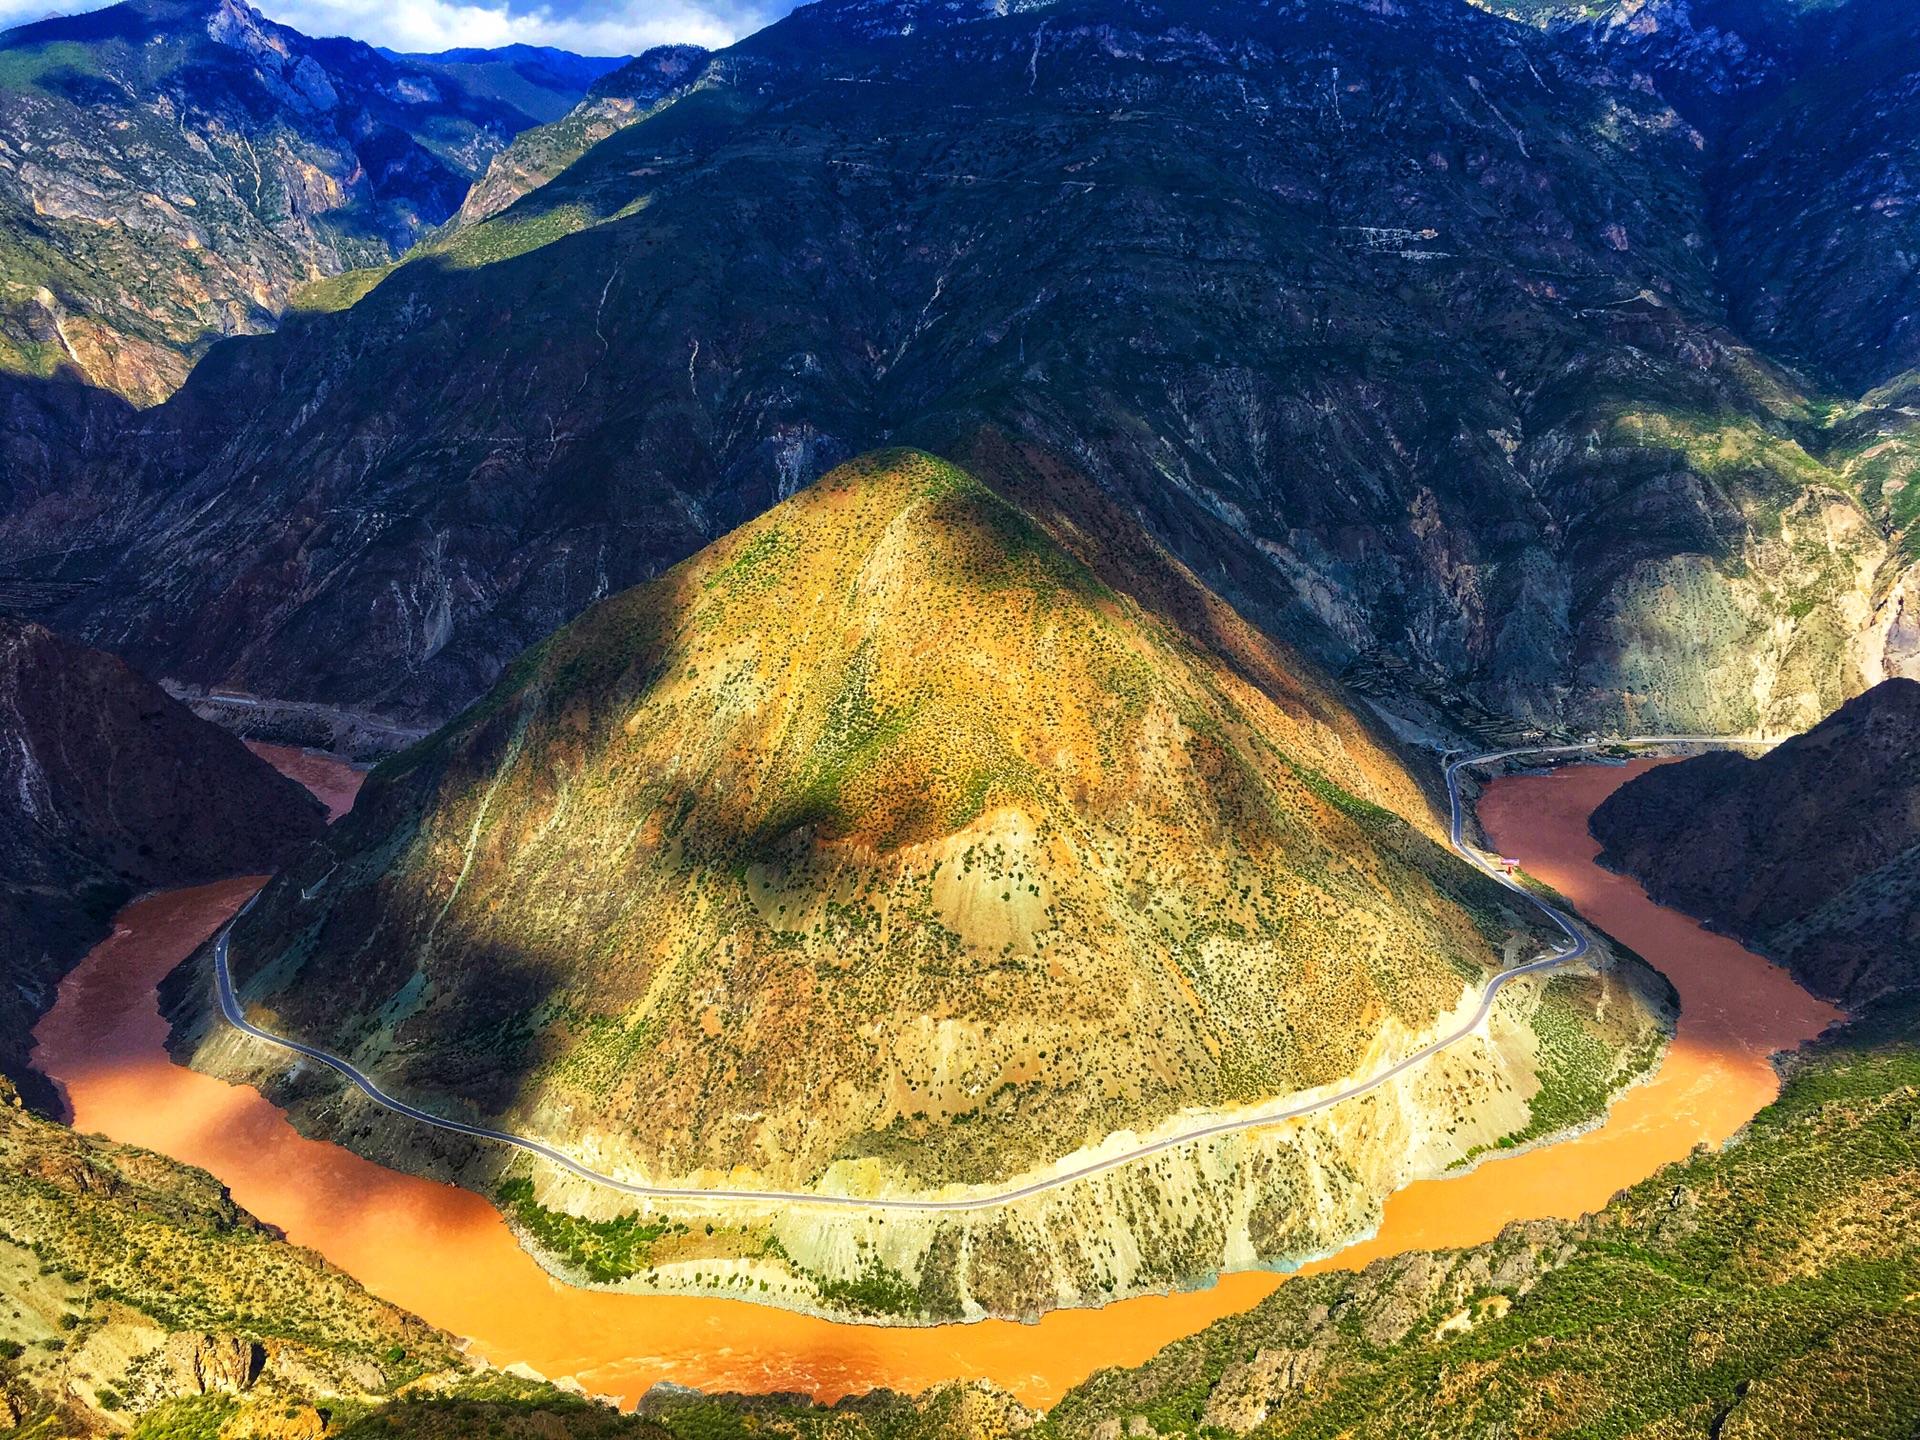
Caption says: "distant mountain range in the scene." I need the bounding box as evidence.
[0,0,1915,743]
[379,43,632,124]
[0,0,624,401]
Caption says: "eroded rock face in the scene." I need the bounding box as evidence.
[1201,1349,1325,1435]
[166,1333,263,1396]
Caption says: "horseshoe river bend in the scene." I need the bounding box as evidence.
[26,754,1839,1409]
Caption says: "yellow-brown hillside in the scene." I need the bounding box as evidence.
[225,450,1539,1192]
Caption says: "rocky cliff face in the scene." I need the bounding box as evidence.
[0,0,612,404]
[175,451,1671,1321]
[0,618,326,1109]
[0,0,1913,739]
[1591,677,1920,1011]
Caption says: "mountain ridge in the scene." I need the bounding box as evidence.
[0,0,607,401]
[0,0,1914,741]
[1590,676,1920,1011]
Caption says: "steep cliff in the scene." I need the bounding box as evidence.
[1591,677,1920,1011]
[0,618,326,1109]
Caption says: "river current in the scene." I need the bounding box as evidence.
[27,756,1839,1407]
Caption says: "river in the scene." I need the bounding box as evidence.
[27,756,1839,1408]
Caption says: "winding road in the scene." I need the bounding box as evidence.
[209,736,1758,1214]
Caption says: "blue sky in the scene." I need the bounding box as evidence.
[4,0,790,56]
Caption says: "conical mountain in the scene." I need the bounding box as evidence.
[211,450,1541,1197]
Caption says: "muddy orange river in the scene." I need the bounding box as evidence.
[29,758,1839,1408]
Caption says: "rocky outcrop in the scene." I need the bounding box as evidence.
[0,617,326,1108]
[1591,677,1920,1011]
[166,1333,263,1396]
[1199,1349,1325,1434]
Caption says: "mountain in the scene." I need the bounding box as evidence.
[442,43,710,230]
[0,617,326,1111]
[1,0,1916,740]
[381,44,632,126]
[0,0,601,404]
[174,450,1671,1321]
[1591,676,1920,1012]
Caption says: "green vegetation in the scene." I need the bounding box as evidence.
[493,1178,938,1318]
[811,1255,927,1319]
[330,1382,664,1439]
[569,1009,1920,1440]
[430,203,598,271]
[128,1396,239,1440]
[496,1178,677,1283]
[288,265,400,316]
[1506,974,1664,1150]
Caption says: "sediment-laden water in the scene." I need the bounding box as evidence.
[27,757,1838,1407]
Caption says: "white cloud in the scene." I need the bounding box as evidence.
[0,0,787,56]
[261,0,779,53]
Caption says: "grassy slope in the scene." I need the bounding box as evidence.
[0,1075,440,1434]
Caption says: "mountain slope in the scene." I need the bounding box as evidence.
[178,451,1670,1321]
[2,0,1913,738]
[1591,677,1920,1011]
[0,0,595,403]
[0,618,326,1111]
[439,43,708,229]
[0,1075,678,1438]
[639,1004,1920,1440]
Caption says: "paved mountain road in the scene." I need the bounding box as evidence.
[209,737,1757,1213]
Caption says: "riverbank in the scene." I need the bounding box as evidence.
[25,757,1839,1407]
